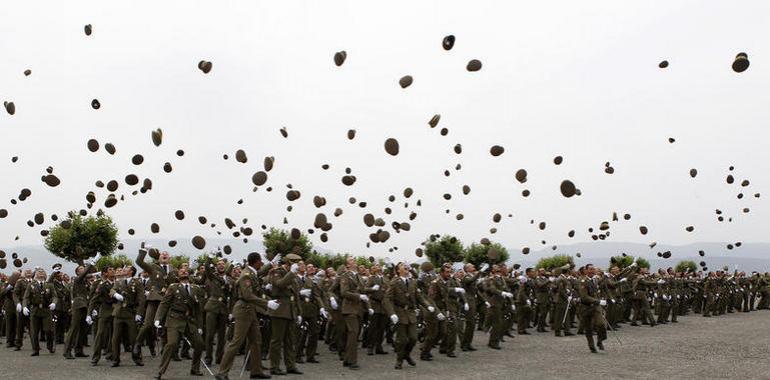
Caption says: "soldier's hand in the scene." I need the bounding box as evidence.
[135,314,143,322]
[371,284,380,291]
[265,283,272,291]
[619,278,628,283]
[16,303,21,313]
[300,289,311,297]
[368,308,374,315]
[271,254,282,265]
[154,320,162,329]
[49,303,56,311]
[290,263,299,273]
[454,287,465,294]
[92,309,98,317]
[485,302,491,309]
[197,328,203,335]
[228,314,234,321]
[320,308,329,319]
[359,294,369,302]
[599,299,607,306]
[501,291,513,298]
[85,315,93,325]
[329,297,338,310]
[113,293,124,302]
[267,300,280,310]
[436,312,446,321]
[463,303,469,311]
[23,307,29,316]
[297,316,303,325]
[526,300,531,306]
[427,306,435,313]
[390,314,399,324]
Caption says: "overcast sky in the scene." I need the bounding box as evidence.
[1,1,769,262]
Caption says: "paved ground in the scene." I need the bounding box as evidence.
[2,310,769,380]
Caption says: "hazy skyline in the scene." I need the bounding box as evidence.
[1,1,769,264]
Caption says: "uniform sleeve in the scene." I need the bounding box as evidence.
[578,281,598,305]
[22,284,31,309]
[340,275,360,301]
[156,285,174,323]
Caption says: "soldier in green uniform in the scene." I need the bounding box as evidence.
[153,266,205,379]
[440,265,466,357]
[134,248,177,360]
[577,264,607,353]
[63,263,95,359]
[515,269,534,335]
[533,268,550,333]
[385,261,430,369]
[2,270,21,349]
[298,263,327,363]
[268,253,303,375]
[630,267,656,326]
[364,264,388,356]
[49,264,69,345]
[702,272,717,317]
[460,263,480,351]
[551,265,574,337]
[90,266,116,365]
[110,266,145,367]
[202,256,232,366]
[13,269,32,350]
[341,256,378,369]
[482,265,513,349]
[23,268,59,356]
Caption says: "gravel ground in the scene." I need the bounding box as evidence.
[1,310,769,380]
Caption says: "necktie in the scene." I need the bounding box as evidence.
[162,265,167,274]
[185,284,189,296]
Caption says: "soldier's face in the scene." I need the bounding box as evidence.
[217,260,226,273]
[306,264,316,276]
[159,252,170,264]
[178,268,189,280]
[35,270,46,281]
[106,268,115,280]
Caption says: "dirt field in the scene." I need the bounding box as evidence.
[2,310,768,380]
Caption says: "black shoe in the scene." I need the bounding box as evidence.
[64,352,75,360]
[467,346,477,351]
[190,370,204,376]
[111,361,120,367]
[149,347,156,357]
[554,331,563,337]
[367,350,374,356]
[564,332,575,336]
[75,352,89,358]
[270,369,286,376]
[286,368,303,375]
[405,356,416,366]
[172,355,182,362]
[31,351,40,357]
[347,364,360,370]
[446,352,457,358]
[214,375,229,380]
[420,354,432,361]
[251,374,272,379]
[395,361,403,370]
[91,361,98,366]
[307,357,319,363]
[375,349,388,355]
[519,331,531,335]
[181,352,192,360]
[589,347,597,353]
[597,342,604,351]
[461,346,469,352]
[296,357,305,363]
[630,322,640,326]
[14,347,21,351]
[487,344,501,350]
[204,357,212,366]
[153,375,162,380]
[438,349,447,354]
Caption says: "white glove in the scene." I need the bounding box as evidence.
[368,308,374,315]
[567,296,573,302]
[619,278,627,283]
[23,307,30,316]
[154,320,162,329]
[359,294,369,302]
[135,314,143,322]
[526,300,531,306]
[502,291,513,298]
[654,293,658,298]
[320,308,329,319]
[197,328,203,335]
[453,287,464,294]
[390,314,399,324]
[271,254,282,265]
[599,300,607,306]
[463,303,469,311]
[228,314,234,321]
[427,306,435,313]
[16,303,21,313]
[265,283,272,291]
[330,297,338,310]
[657,279,665,284]
[297,316,303,324]
[290,263,299,273]
[92,309,98,317]
[86,315,93,325]
[485,302,491,309]
[549,277,555,282]
[144,290,150,296]
[519,276,527,284]
[5,284,12,291]
[300,289,311,297]
[371,284,380,291]
[436,313,446,321]
[511,304,516,311]
[267,300,280,310]
[113,293,124,302]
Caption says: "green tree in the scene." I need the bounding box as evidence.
[44,212,119,265]
[95,254,133,272]
[423,235,464,267]
[609,255,649,269]
[535,254,574,270]
[675,260,697,273]
[464,242,509,268]
[262,228,313,261]
[169,255,190,269]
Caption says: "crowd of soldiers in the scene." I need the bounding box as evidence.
[1,248,770,379]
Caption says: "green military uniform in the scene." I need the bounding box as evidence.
[202,258,232,365]
[515,277,532,335]
[534,275,550,332]
[217,264,271,379]
[440,276,464,356]
[551,271,574,336]
[134,249,178,357]
[22,279,59,354]
[339,269,367,367]
[63,265,95,358]
[298,273,326,361]
[364,274,388,355]
[460,271,480,350]
[155,282,204,378]
[110,277,145,366]
[385,275,429,368]
[577,276,607,352]
[90,278,115,364]
[13,277,31,349]
[269,265,302,373]
[1,274,18,348]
